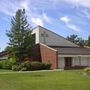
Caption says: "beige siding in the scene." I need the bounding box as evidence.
[72,57,80,66]
[58,55,90,69]
[58,57,65,69]
[81,57,88,66]
[72,57,90,66]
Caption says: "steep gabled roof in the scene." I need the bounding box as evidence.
[33,26,79,47]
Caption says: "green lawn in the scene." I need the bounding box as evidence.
[0,70,90,90]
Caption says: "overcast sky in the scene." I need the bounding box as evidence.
[0,0,90,51]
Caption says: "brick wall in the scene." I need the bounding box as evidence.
[39,43,58,69]
[31,44,41,61]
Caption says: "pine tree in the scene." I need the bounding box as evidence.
[87,36,90,47]
[7,9,35,62]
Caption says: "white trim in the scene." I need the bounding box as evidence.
[58,55,90,57]
[0,56,7,60]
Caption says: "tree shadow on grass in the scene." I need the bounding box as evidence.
[31,74,45,77]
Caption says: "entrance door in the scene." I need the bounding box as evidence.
[65,57,72,67]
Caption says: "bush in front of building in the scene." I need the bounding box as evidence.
[30,62,43,70]
[12,65,19,71]
[12,61,51,71]
[0,61,3,69]
[0,58,16,70]
[42,63,51,70]
[84,67,90,75]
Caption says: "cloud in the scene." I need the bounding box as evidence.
[66,23,80,32]
[60,16,70,23]
[0,0,30,16]
[0,0,88,29]
[43,13,51,23]
[60,16,80,32]
[31,17,43,26]
[81,9,90,19]
[64,0,90,8]
[0,0,18,16]
[19,0,30,10]
[0,0,90,17]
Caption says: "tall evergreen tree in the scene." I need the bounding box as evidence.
[7,9,35,62]
[87,36,90,47]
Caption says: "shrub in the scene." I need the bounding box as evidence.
[30,62,43,70]
[18,61,31,71]
[3,58,16,69]
[12,65,19,71]
[84,67,90,75]
[42,63,51,70]
[0,58,16,70]
[12,61,31,71]
[0,61,3,69]
[12,61,51,71]
[20,67,27,71]
[30,62,51,70]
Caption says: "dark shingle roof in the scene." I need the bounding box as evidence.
[51,46,90,55]
[0,51,7,57]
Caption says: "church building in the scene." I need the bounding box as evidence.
[1,26,90,69]
[32,26,90,69]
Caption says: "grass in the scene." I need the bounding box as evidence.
[0,70,90,90]
[0,69,12,72]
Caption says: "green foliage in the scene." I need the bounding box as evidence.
[30,62,51,70]
[0,61,3,69]
[87,36,90,47]
[6,9,35,62]
[12,61,51,71]
[84,67,90,75]
[67,34,85,47]
[67,34,78,44]
[5,46,14,58]
[20,67,27,71]
[30,62,43,70]
[12,65,19,71]
[0,58,16,70]
[42,63,51,70]
[18,61,31,71]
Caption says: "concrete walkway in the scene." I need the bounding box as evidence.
[0,69,64,74]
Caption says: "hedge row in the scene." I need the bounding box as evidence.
[0,58,15,69]
[12,61,51,71]
[0,60,51,71]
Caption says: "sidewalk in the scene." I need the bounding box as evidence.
[0,69,64,74]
